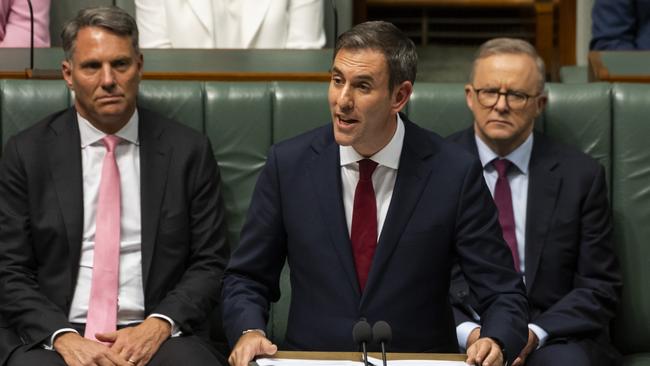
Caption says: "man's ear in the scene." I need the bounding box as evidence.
[535,94,548,117]
[392,80,413,114]
[464,84,474,109]
[61,60,74,90]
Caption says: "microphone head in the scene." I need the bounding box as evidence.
[352,320,373,344]
[372,321,392,344]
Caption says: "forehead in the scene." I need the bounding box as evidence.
[472,53,541,91]
[72,26,136,60]
[332,48,389,79]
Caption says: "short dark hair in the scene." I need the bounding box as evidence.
[61,6,139,61]
[470,38,546,92]
[334,21,417,91]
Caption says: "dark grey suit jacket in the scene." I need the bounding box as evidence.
[0,107,229,364]
[449,127,622,364]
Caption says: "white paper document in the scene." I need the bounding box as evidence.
[255,357,468,366]
[367,356,469,366]
[255,358,363,366]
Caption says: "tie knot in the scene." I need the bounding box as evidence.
[102,135,120,153]
[358,159,378,181]
[492,158,512,178]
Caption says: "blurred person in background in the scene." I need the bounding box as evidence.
[0,0,50,47]
[135,0,325,49]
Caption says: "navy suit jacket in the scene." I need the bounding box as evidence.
[0,107,230,364]
[591,0,650,50]
[449,128,622,359]
[223,115,528,364]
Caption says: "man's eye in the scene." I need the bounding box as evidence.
[508,92,527,101]
[481,89,499,97]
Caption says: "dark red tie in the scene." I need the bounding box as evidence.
[492,159,521,271]
[351,159,379,291]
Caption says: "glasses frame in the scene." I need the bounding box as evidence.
[471,86,541,110]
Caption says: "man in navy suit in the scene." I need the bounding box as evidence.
[0,7,228,366]
[590,0,650,50]
[222,21,528,366]
[449,38,622,366]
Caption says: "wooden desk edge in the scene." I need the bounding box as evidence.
[0,71,331,82]
[264,350,466,361]
[588,51,609,82]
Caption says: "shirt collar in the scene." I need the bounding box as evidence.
[340,113,405,170]
[78,109,140,148]
[475,132,533,175]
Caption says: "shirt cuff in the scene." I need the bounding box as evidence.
[528,323,548,349]
[148,314,182,337]
[43,328,78,351]
[456,321,481,351]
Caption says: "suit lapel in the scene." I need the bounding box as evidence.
[362,118,436,302]
[241,0,271,47]
[308,129,362,297]
[138,110,172,290]
[524,133,561,289]
[46,108,84,291]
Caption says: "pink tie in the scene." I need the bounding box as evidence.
[492,159,521,272]
[85,135,121,341]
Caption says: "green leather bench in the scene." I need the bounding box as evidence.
[1,79,648,365]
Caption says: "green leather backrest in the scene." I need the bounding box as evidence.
[0,79,71,149]
[543,83,613,188]
[205,82,272,248]
[408,83,474,137]
[272,82,330,143]
[611,83,650,354]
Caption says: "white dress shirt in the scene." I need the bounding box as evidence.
[47,111,176,349]
[456,132,549,350]
[70,111,144,325]
[340,114,404,241]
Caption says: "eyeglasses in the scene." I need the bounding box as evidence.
[471,86,540,110]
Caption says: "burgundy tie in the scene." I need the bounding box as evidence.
[85,135,121,341]
[492,159,521,271]
[351,159,379,291]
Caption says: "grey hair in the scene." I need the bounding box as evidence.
[61,6,139,61]
[470,38,546,92]
[334,21,417,92]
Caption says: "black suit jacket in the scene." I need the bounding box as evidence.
[0,107,229,364]
[223,115,528,364]
[449,128,622,357]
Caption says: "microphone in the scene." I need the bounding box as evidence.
[332,0,338,47]
[24,0,58,78]
[27,0,34,70]
[373,321,392,366]
[352,319,372,366]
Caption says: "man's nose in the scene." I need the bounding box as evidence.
[100,64,116,88]
[493,93,509,112]
[338,86,354,111]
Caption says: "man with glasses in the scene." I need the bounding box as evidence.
[449,38,622,366]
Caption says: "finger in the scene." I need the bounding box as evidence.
[512,356,523,366]
[261,341,278,355]
[474,341,492,364]
[481,344,502,366]
[96,331,118,343]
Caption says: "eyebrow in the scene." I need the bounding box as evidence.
[330,66,375,83]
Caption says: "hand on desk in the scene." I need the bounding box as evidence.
[229,331,278,366]
[466,335,504,366]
